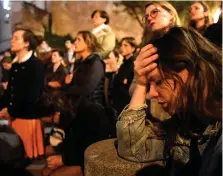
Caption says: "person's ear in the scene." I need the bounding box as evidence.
[24,41,30,49]
[102,18,106,24]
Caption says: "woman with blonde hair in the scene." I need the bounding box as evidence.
[141,1,181,46]
[129,1,181,120]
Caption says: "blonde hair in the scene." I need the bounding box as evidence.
[141,1,181,46]
[145,1,181,27]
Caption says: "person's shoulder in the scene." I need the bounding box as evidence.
[29,54,45,70]
[102,25,115,35]
[87,53,104,67]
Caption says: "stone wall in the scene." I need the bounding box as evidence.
[11,1,143,44]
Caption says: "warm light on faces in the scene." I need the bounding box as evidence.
[189,2,207,21]
[74,34,88,53]
[65,40,72,49]
[51,52,62,64]
[145,5,173,31]
[147,67,189,115]
[92,12,106,28]
[11,30,29,52]
[120,40,135,58]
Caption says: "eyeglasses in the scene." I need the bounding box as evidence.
[142,8,161,23]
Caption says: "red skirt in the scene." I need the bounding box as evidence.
[11,118,45,159]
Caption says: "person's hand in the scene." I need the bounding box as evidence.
[48,81,61,88]
[47,155,63,169]
[3,63,12,70]
[53,112,60,124]
[134,44,158,85]
[1,82,8,90]
[65,74,73,84]
[0,108,10,120]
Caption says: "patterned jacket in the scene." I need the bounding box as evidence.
[117,105,220,174]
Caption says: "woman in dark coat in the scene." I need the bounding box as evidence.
[42,31,110,176]
[44,49,67,90]
[112,37,137,114]
[0,28,45,159]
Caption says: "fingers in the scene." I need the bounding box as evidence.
[135,53,159,68]
[134,54,158,76]
[140,44,154,52]
[138,44,157,60]
[139,62,157,75]
[135,45,158,77]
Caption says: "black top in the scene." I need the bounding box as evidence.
[112,56,134,114]
[199,127,222,176]
[66,53,105,105]
[44,64,67,88]
[5,54,45,118]
[204,19,222,48]
[1,69,10,83]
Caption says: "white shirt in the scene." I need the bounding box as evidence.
[92,24,107,35]
[67,50,75,63]
[12,50,33,64]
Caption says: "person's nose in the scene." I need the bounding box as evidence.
[147,84,159,99]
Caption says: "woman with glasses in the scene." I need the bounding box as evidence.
[188,1,211,35]
[141,1,181,46]
[129,1,181,121]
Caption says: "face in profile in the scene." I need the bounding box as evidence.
[74,34,88,53]
[65,40,72,50]
[11,30,29,52]
[189,2,207,22]
[145,4,173,31]
[146,67,188,115]
[120,40,135,58]
[92,12,106,28]
[51,51,62,64]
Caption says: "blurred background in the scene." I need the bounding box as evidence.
[0,0,222,52]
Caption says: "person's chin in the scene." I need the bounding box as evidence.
[10,48,17,52]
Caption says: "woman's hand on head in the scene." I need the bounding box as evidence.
[134,44,158,85]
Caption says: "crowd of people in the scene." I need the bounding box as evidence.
[0,1,222,176]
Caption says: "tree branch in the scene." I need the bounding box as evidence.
[130,6,144,28]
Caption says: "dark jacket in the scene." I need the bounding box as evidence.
[1,69,10,83]
[66,53,105,106]
[60,100,110,168]
[198,127,222,176]
[44,64,67,88]
[5,54,45,118]
[112,56,134,114]
[204,18,222,48]
[0,125,25,168]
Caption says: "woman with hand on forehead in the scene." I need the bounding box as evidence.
[117,27,222,176]
[129,1,181,120]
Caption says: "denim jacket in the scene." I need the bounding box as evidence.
[117,105,219,168]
